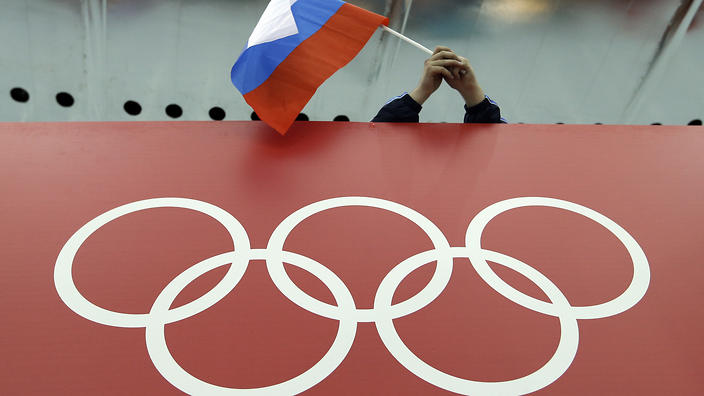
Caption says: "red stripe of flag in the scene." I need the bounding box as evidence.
[244,3,388,135]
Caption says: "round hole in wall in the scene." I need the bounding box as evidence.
[10,87,30,103]
[688,119,702,126]
[556,122,564,124]
[166,104,183,119]
[209,107,226,121]
[296,113,309,121]
[251,111,260,121]
[333,115,350,122]
[123,100,142,116]
[651,122,662,125]
[56,92,74,107]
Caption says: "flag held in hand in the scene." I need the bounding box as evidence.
[231,0,389,134]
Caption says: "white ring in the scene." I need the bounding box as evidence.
[54,198,251,327]
[266,197,453,322]
[145,249,357,395]
[53,196,651,395]
[465,197,650,319]
[375,247,579,396]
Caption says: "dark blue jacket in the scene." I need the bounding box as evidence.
[372,93,506,124]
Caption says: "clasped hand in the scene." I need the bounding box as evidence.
[409,46,485,107]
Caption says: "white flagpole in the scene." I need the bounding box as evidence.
[380,25,433,55]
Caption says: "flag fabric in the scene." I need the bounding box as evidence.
[231,0,389,134]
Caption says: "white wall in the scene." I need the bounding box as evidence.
[1,0,702,125]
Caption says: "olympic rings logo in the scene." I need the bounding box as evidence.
[54,197,650,395]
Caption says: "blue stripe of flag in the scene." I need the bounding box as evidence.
[231,0,345,96]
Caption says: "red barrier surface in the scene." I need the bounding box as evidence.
[1,121,703,395]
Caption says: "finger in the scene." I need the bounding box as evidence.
[429,65,454,80]
[452,57,470,69]
[431,50,460,61]
[434,45,452,54]
[430,51,461,62]
[456,58,473,77]
[427,59,463,68]
[447,59,463,79]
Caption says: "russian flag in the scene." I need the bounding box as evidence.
[231,0,388,134]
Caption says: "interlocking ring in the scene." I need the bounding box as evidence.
[54,196,650,395]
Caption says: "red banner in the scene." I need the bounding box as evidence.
[1,122,703,395]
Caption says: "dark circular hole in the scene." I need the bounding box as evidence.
[209,106,226,121]
[333,115,350,122]
[123,100,142,116]
[595,122,603,125]
[651,122,662,125]
[556,122,564,124]
[10,87,29,103]
[689,119,702,126]
[251,111,260,121]
[296,113,309,121]
[165,104,183,119]
[56,92,74,107]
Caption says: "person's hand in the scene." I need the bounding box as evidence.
[409,46,464,105]
[443,54,486,108]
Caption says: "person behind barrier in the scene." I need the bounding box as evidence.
[372,46,506,124]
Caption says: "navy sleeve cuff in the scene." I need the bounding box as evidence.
[464,98,492,114]
[400,93,423,113]
[371,93,423,123]
[464,96,506,124]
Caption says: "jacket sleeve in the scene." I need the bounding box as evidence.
[371,93,422,123]
[464,96,507,124]
[372,93,507,124]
